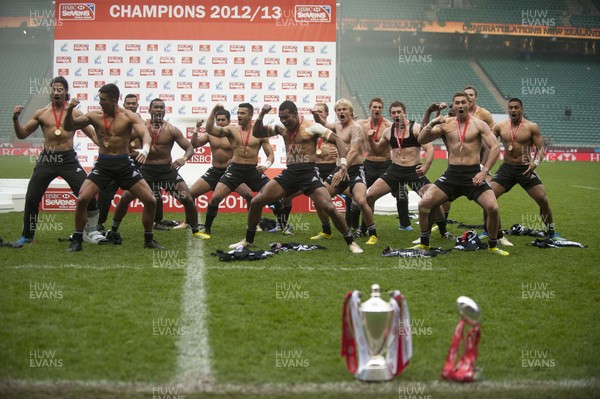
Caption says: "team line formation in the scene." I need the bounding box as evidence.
[12,76,564,255]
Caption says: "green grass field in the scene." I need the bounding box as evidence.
[0,157,599,399]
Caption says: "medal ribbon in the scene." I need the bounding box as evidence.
[52,103,65,132]
[509,119,523,150]
[370,117,383,141]
[239,121,253,154]
[441,319,481,382]
[341,291,358,374]
[150,123,162,145]
[102,108,120,139]
[394,120,408,149]
[455,115,470,149]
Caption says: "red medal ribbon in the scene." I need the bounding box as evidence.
[52,102,65,131]
[341,291,358,374]
[370,117,383,141]
[394,120,408,149]
[103,108,120,137]
[288,122,301,154]
[509,119,523,149]
[150,123,162,145]
[455,115,470,149]
[441,319,481,382]
[239,121,253,154]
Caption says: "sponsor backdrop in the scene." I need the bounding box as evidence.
[52,0,337,212]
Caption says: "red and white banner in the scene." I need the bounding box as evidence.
[54,0,336,187]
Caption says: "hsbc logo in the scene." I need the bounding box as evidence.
[251,82,262,90]
[557,153,576,161]
[198,82,210,89]
[129,56,141,63]
[159,94,175,102]
[297,70,312,78]
[199,44,210,51]
[147,81,158,88]
[125,81,140,88]
[252,45,263,52]
[181,94,192,101]
[76,93,88,101]
[108,56,123,63]
[110,68,120,76]
[282,83,297,90]
[192,106,207,114]
[234,57,245,64]
[178,44,193,51]
[73,81,88,88]
[317,58,332,66]
[304,83,314,90]
[212,57,227,64]
[181,56,192,64]
[245,70,260,77]
[286,95,297,102]
[283,45,298,53]
[140,69,155,76]
[162,69,173,76]
[56,56,71,63]
[267,70,277,77]
[229,82,245,90]
[160,56,176,64]
[88,69,103,76]
[319,70,329,78]
[126,44,141,51]
[230,45,245,52]
[233,94,245,102]
[212,94,227,102]
[214,69,225,77]
[265,58,280,65]
[316,95,331,103]
[304,45,315,53]
[147,44,158,51]
[177,82,193,89]
[59,3,95,20]
[95,44,106,51]
[193,69,208,76]
[74,44,89,51]
[286,58,297,65]
[264,95,280,102]
[58,68,69,76]
[94,81,105,88]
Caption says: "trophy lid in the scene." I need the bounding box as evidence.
[361,284,392,313]
[457,296,481,325]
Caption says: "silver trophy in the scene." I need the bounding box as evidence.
[357,284,394,382]
[456,296,481,325]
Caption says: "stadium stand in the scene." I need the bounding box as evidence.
[341,0,435,21]
[438,0,567,25]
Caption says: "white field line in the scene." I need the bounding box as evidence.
[571,185,600,191]
[1,378,598,395]
[173,235,212,385]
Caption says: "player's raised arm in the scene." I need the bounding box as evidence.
[205,104,231,138]
[13,106,41,139]
[190,119,208,148]
[64,99,92,132]
[253,104,279,138]
[418,114,445,145]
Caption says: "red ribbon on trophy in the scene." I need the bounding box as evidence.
[441,296,481,382]
[341,285,412,382]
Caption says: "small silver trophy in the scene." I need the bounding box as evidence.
[357,284,394,381]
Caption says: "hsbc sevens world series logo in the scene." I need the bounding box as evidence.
[59,3,95,20]
[295,5,331,23]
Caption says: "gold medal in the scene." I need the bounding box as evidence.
[55,129,62,136]
[104,141,110,148]
[316,148,322,156]
[130,141,136,147]
[459,144,463,152]
[508,145,513,151]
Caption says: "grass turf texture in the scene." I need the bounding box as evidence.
[0,159,599,398]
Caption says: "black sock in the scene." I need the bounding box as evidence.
[73,231,84,243]
[342,231,354,245]
[420,231,431,247]
[366,224,377,237]
[344,196,352,227]
[144,231,153,244]
[203,204,219,234]
[547,223,555,236]
[436,217,447,235]
[111,220,121,232]
[322,222,332,235]
[489,238,498,249]
[245,228,256,244]
[282,205,292,228]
